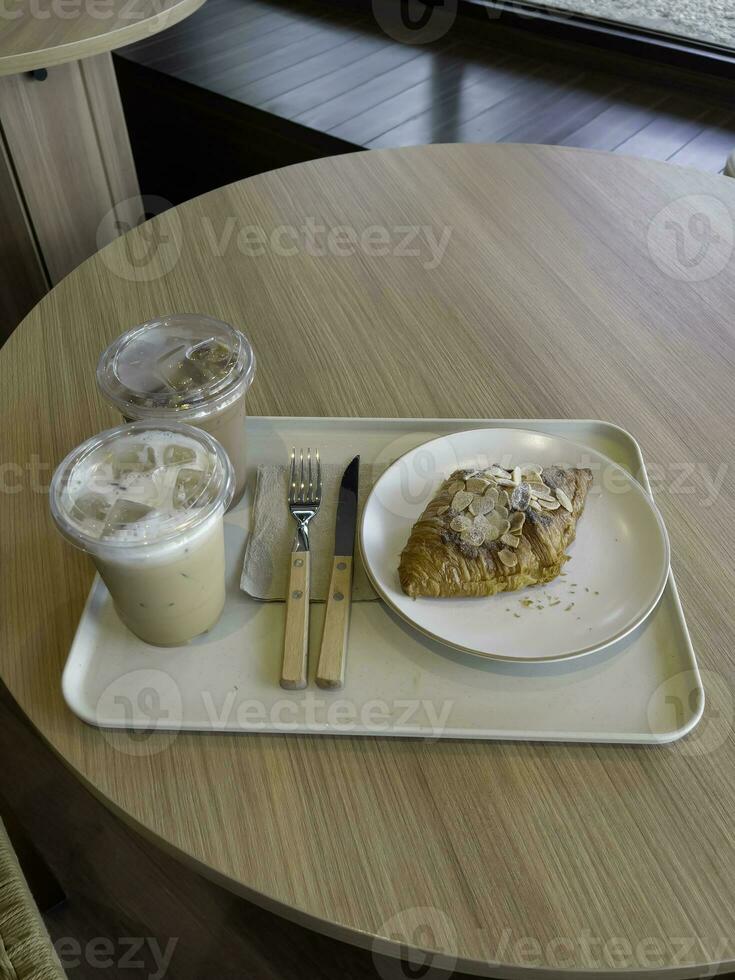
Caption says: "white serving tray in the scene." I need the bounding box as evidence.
[62,417,704,743]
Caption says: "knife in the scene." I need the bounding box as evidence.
[316,455,359,690]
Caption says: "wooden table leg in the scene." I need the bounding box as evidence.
[0,51,141,338]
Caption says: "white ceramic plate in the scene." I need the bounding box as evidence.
[359,427,670,662]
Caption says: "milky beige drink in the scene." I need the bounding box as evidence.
[97,314,255,505]
[50,421,234,646]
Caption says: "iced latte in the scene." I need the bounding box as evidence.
[50,421,234,646]
[97,314,255,505]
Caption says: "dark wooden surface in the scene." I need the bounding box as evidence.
[116,0,735,208]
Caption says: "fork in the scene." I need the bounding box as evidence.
[280,447,322,690]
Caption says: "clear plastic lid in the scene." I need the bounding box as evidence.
[50,420,234,552]
[96,313,256,420]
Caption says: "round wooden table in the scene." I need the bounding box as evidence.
[0,0,205,337]
[2,144,735,977]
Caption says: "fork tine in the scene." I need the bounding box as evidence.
[289,447,296,503]
[307,447,313,501]
[316,448,322,504]
[299,448,305,504]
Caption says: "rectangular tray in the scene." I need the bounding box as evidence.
[62,417,704,743]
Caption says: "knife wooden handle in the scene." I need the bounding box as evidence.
[316,556,353,690]
[281,551,310,690]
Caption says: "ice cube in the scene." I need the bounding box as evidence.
[186,339,231,381]
[102,499,154,536]
[163,443,196,466]
[110,444,157,477]
[70,492,110,525]
[173,468,207,509]
[155,345,207,392]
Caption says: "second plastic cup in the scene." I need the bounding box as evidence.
[50,420,234,646]
[96,314,255,505]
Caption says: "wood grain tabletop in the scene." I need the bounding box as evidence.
[0,0,206,75]
[2,144,735,977]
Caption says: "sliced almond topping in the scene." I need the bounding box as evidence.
[461,525,485,546]
[450,515,471,532]
[494,505,509,521]
[483,525,501,543]
[466,477,490,493]
[451,490,474,512]
[509,511,525,531]
[472,514,490,534]
[490,465,510,478]
[501,532,520,548]
[529,499,542,511]
[511,465,522,485]
[555,488,573,512]
[498,548,518,568]
[538,498,561,511]
[530,486,555,502]
[445,480,465,496]
[436,504,450,515]
[498,489,510,508]
[469,496,495,517]
[521,465,543,479]
[510,482,531,511]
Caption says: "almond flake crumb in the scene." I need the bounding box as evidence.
[565,603,574,611]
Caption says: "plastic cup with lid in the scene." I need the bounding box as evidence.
[96,314,255,505]
[50,420,234,646]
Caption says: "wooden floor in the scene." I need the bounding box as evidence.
[117,0,735,201]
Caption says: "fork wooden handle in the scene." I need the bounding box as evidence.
[281,551,310,690]
[316,556,353,690]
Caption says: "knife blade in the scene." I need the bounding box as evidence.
[316,455,359,690]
